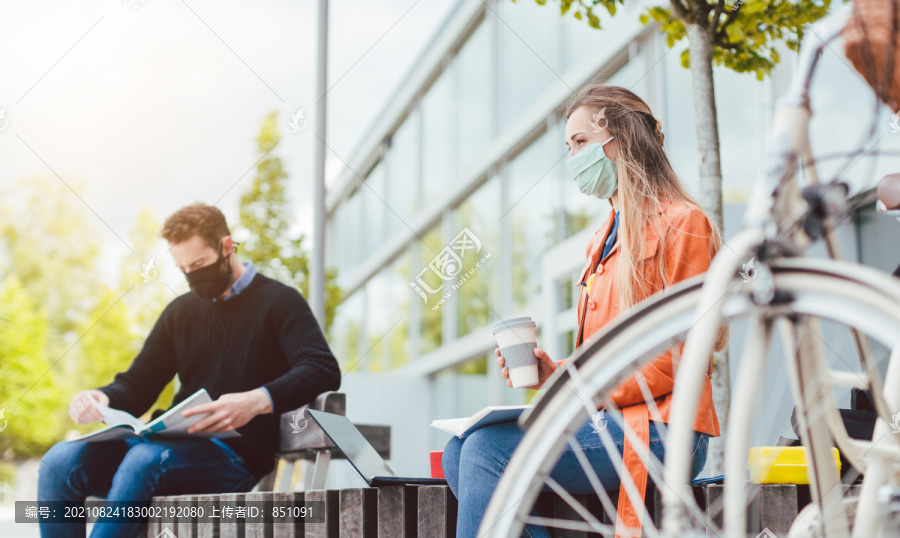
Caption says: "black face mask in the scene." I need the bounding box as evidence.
[185,242,234,301]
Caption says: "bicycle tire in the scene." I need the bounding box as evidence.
[479,257,900,538]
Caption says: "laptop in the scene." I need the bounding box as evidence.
[307,409,448,487]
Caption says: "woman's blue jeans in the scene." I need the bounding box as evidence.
[442,412,709,538]
[37,437,258,538]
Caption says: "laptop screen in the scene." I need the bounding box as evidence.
[307,410,396,481]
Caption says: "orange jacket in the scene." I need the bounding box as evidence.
[573,201,720,537]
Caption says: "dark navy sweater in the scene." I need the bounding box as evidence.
[97,273,341,480]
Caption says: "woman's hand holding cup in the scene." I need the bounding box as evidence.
[496,347,559,389]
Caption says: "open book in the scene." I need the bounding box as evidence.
[71,388,241,443]
[430,405,532,439]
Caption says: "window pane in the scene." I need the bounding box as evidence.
[387,109,420,238]
[421,70,455,206]
[561,10,606,74]
[388,252,411,369]
[365,271,389,373]
[506,129,560,310]
[456,20,492,175]
[498,0,560,127]
[362,161,387,259]
[452,176,500,337]
[456,355,490,416]
[343,190,363,270]
[332,290,364,373]
[664,44,700,195]
[415,225,445,354]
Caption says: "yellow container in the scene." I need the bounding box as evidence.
[748,446,841,484]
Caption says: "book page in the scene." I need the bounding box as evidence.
[89,394,145,431]
[430,417,470,437]
[144,389,240,439]
[431,405,532,438]
[70,426,140,443]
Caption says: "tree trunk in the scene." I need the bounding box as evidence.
[687,23,730,476]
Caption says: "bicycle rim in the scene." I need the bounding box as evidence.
[479,258,900,538]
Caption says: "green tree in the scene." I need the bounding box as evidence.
[0,275,64,456]
[0,176,103,361]
[0,176,104,456]
[238,111,341,332]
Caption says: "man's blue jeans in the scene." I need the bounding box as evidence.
[37,437,258,538]
[442,412,709,538]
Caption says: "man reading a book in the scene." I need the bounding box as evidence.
[37,203,342,538]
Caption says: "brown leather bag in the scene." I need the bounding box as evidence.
[845,0,900,112]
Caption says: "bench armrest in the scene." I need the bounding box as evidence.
[279,391,345,452]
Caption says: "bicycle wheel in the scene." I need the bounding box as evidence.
[479,257,900,538]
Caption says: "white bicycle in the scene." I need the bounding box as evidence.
[480,3,900,537]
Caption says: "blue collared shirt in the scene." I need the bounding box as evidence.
[602,211,619,260]
[212,260,258,303]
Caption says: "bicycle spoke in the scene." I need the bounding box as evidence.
[567,436,621,525]
[543,475,607,532]
[523,515,615,534]
[600,394,714,533]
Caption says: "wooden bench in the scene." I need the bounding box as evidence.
[141,483,818,537]
[255,391,391,492]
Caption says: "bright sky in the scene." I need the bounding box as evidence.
[0,0,456,287]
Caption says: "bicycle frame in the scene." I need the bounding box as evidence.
[663,4,900,537]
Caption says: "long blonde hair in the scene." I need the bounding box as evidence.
[566,84,728,350]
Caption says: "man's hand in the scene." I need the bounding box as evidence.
[69,390,109,425]
[182,389,272,435]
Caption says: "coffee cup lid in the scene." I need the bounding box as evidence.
[492,316,536,334]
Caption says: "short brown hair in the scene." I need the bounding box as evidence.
[161,203,231,249]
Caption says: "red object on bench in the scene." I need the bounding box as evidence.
[430,450,445,479]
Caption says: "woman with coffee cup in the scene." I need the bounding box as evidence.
[442,83,728,538]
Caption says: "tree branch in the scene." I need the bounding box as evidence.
[669,0,691,24]
[714,0,742,45]
[711,0,726,34]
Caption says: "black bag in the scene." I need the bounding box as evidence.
[789,388,876,481]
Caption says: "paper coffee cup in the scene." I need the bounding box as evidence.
[493,317,538,388]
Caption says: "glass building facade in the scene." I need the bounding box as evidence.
[322,0,900,470]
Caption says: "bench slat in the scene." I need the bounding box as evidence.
[196,494,219,538]
[377,485,418,538]
[417,486,457,538]
[339,488,377,537]
[303,490,339,538]
[273,491,304,538]
[244,492,273,538]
